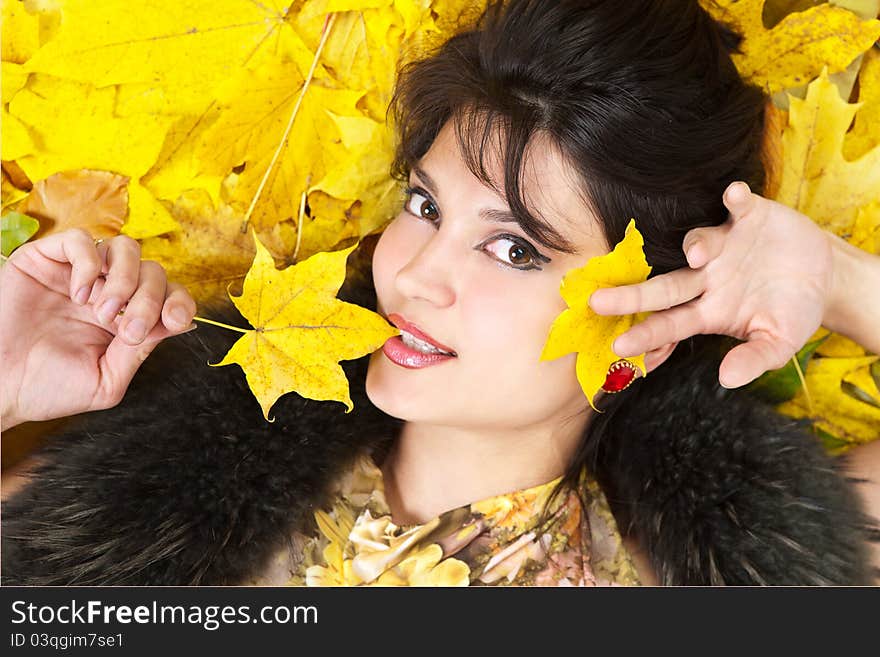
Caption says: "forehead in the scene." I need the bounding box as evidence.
[418,122,608,254]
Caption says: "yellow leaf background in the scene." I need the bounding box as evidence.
[541,220,652,411]
[2,0,879,433]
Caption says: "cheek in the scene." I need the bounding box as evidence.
[372,214,415,305]
[461,274,567,365]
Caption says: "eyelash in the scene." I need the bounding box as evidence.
[402,186,547,271]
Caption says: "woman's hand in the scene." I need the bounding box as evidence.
[589,182,857,388]
[0,229,197,430]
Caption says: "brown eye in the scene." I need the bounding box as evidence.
[419,198,438,221]
[508,244,531,266]
[483,235,541,270]
[404,189,439,222]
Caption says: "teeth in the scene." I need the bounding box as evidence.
[400,330,454,356]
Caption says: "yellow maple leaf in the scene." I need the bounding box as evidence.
[540,219,652,411]
[293,0,417,122]
[2,0,41,65]
[139,190,269,304]
[22,0,296,116]
[2,63,36,161]
[700,0,880,93]
[4,76,178,238]
[777,355,880,448]
[312,111,401,238]
[216,78,366,232]
[212,232,399,420]
[811,327,869,358]
[844,46,880,161]
[775,69,880,237]
[850,199,880,254]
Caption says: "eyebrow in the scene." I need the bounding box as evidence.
[411,165,579,256]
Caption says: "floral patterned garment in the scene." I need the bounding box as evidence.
[247,451,641,587]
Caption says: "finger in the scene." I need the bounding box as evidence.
[589,268,704,316]
[21,229,104,303]
[644,341,679,373]
[613,303,704,357]
[93,236,143,326]
[681,222,732,269]
[718,333,796,389]
[95,323,192,410]
[722,181,759,221]
[161,281,198,333]
[117,260,167,345]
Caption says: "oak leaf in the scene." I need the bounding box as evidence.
[540,219,652,411]
[775,69,880,238]
[213,232,399,420]
[700,0,880,93]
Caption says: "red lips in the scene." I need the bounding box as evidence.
[386,313,457,356]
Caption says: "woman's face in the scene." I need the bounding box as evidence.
[366,122,610,432]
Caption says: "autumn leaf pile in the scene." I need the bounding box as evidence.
[2,0,880,440]
[2,0,481,416]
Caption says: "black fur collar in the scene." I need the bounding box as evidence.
[2,247,875,585]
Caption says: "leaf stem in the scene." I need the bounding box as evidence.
[193,315,249,334]
[241,13,337,233]
[791,354,814,415]
[293,187,307,262]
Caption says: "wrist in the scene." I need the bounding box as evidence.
[823,231,880,353]
[0,376,24,432]
[1,402,22,432]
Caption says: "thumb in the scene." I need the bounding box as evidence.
[722,181,759,221]
[718,334,794,389]
[94,324,188,409]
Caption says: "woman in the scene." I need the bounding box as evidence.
[2,0,879,585]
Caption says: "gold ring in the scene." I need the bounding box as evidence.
[94,237,105,247]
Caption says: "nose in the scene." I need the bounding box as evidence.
[394,233,456,309]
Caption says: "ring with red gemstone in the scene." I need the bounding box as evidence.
[601,359,640,393]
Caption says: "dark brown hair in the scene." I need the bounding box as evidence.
[387,0,767,526]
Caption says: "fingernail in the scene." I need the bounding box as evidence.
[124,318,147,343]
[182,322,198,334]
[98,298,122,325]
[74,286,90,305]
[169,306,189,328]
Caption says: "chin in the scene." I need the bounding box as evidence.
[364,351,441,422]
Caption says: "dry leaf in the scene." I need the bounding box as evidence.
[844,47,880,161]
[213,232,399,420]
[775,69,880,238]
[760,99,788,199]
[700,0,880,93]
[4,76,178,238]
[139,189,307,304]
[540,219,652,411]
[18,169,127,240]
